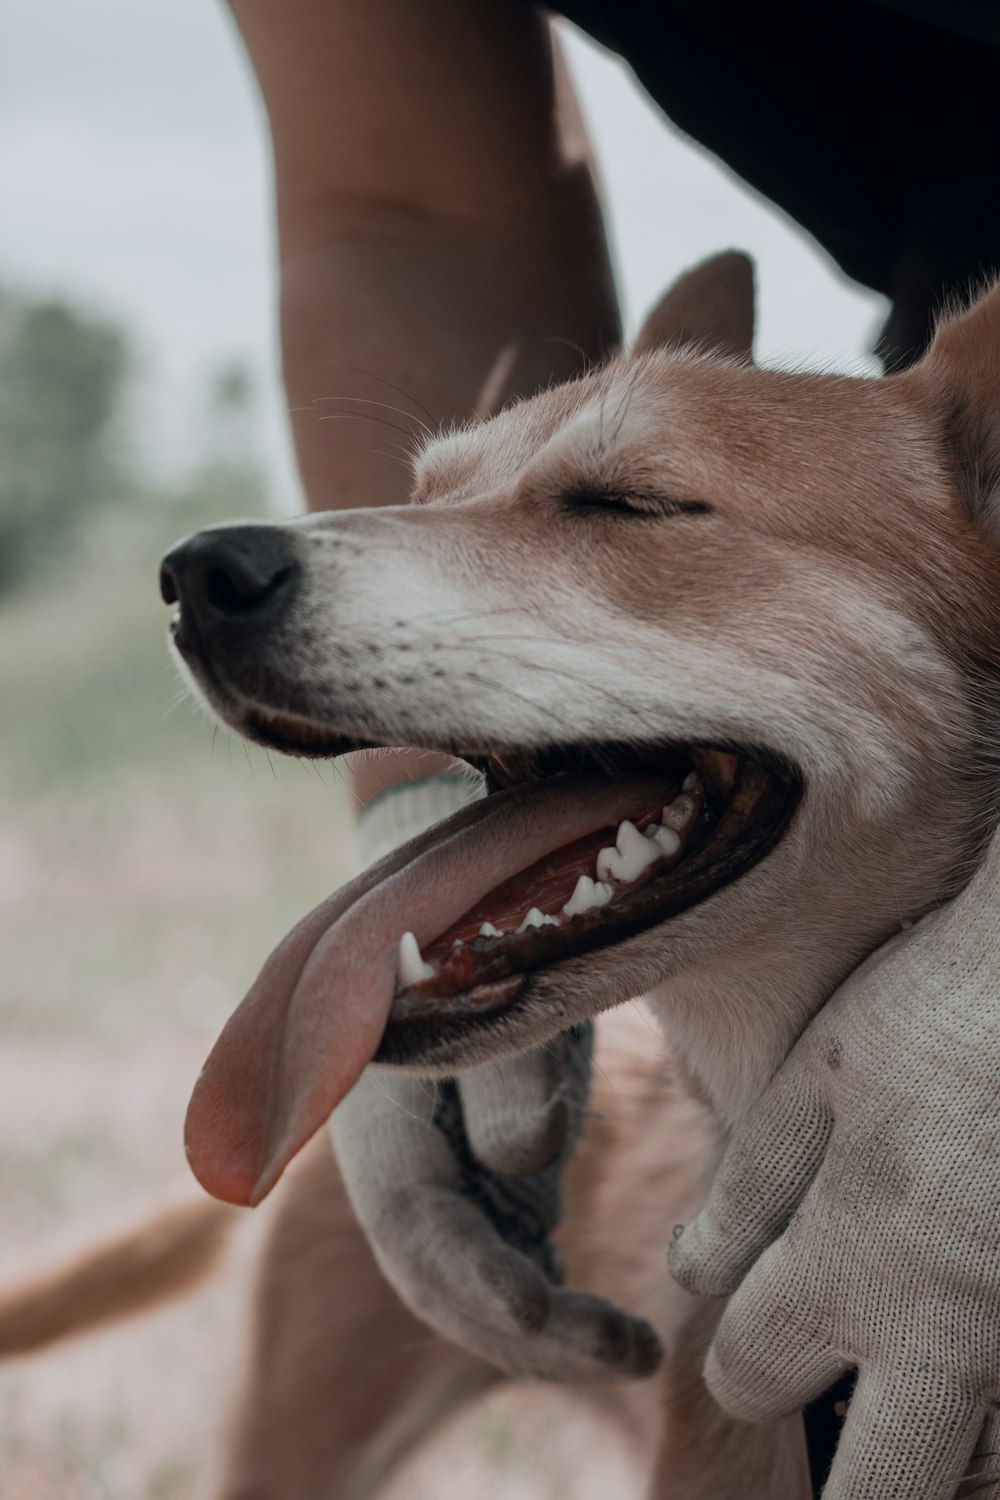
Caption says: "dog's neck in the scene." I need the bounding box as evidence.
[648,957,832,1126]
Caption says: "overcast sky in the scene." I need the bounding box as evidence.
[1,0,885,508]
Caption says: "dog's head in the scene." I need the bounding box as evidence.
[162,254,1000,1204]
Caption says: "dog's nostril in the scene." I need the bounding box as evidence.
[159,563,179,606]
[204,562,295,615]
[160,525,301,625]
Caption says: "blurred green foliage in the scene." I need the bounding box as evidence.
[0,284,351,1049]
[0,290,129,591]
[0,284,267,594]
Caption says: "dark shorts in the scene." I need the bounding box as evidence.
[542,1,1000,363]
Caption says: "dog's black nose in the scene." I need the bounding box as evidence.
[160,525,300,628]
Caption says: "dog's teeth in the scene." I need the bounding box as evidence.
[683,771,700,793]
[620,819,662,868]
[595,845,625,882]
[398,931,435,988]
[563,874,613,917]
[651,825,682,856]
[563,877,594,916]
[646,820,680,852]
[662,793,696,832]
[612,819,661,880]
[479,920,502,938]
[517,906,560,933]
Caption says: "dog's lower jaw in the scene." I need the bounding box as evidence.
[385,942,842,1131]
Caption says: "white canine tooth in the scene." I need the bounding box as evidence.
[563,876,597,916]
[651,825,682,856]
[683,771,700,793]
[398,931,435,988]
[563,875,613,918]
[613,819,661,881]
[479,920,502,938]
[663,793,696,832]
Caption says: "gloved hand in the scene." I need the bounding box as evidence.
[328,773,662,1382]
[331,1029,660,1380]
[669,823,1000,1499]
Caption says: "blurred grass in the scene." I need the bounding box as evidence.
[0,1127,127,1214]
[0,475,354,1044]
[0,476,354,1497]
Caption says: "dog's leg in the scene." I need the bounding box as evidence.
[215,1133,502,1500]
[649,1296,811,1500]
[0,1199,234,1356]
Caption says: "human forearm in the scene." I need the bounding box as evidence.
[279,196,619,512]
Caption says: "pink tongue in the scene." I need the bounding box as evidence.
[185,775,669,1206]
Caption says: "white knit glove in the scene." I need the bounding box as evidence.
[669,825,1000,1498]
[329,775,662,1382]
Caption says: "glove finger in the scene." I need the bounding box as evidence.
[966,1409,1000,1498]
[669,1059,831,1298]
[330,1070,453,1196]
[479,1285,663,1384]
[381,1182,552,1338]
[330,1074,551,1336]
[822,1366,981,1500]
[706,1274,847,1424]
[458,1051,567,1177]
[458,1026,592,1178]
[374,1185,661,1381]
[539,1285,662,1381]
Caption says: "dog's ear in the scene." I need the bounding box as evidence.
[915,280,1000,543]
[631,252,755,362]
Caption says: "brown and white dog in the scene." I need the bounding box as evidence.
[3,254,1000,1498]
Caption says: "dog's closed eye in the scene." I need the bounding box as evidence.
[560,487,712,521]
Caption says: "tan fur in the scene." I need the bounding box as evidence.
[631,251,755,362]
[0,1198,232,1356]
[7,257,1000,1496]
[240,264,1000,1131]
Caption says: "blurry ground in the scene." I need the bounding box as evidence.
[0,502,646,1499]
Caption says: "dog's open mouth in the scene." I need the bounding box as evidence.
[379,742,797,1052]
[183,712,800,1207]
[241,706,799,1043]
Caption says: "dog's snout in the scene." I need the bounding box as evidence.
[160,525,301,631]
